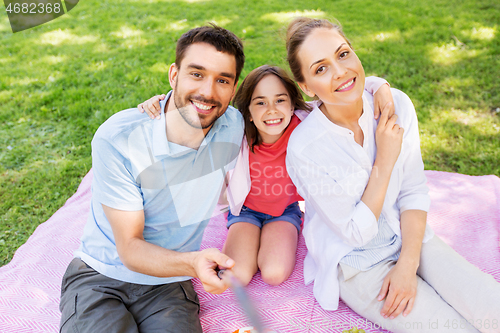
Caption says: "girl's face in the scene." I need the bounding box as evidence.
[296,28,365,108]
[249,74,294,144]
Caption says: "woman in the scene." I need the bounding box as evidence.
[285,17,500,333]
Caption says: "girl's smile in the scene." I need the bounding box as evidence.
[249,74,294,144]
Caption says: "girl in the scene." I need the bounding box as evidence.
[138,66,392,286]
[284,17,500,332]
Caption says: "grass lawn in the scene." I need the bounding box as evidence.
[0,0,499,266]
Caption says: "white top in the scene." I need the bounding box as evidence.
[286,89,433,310]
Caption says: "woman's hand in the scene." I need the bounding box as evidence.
[373,83,395,120]
[378,262,418,319]
[138,94,167,119]
[375,103,403,168]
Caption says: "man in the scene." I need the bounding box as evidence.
[59,24,245,333]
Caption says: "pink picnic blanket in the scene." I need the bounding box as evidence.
[0,170,499,333]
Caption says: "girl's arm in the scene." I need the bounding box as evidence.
[365,76,394,119]
[138,94,167,119]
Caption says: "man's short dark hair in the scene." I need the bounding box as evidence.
[175,24,245,82]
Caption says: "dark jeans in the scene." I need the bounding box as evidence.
[59,258,202,333]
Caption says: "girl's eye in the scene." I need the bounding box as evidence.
[277,99,285,103]
[256,101,265,106]
[315,66,326,74]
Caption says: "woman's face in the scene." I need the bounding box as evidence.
[249,74,294,144]
[297,28,365,108]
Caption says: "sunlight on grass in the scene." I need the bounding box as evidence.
[111,26,148,48]
[0,20,10,32]
[374,31,402,42]
[111,26,144,38]
[40,55,67,65]
[129,0,211,3]
[420,107,500,174]
[429,43,485,65]
[447,108,500,130]
[0,58,11,64]
[85,60,108,72]
[94,42,110,53]
[464,26,497,41]
[440,76,474,93]
[166,19,189,31]
[208,18,232,27]
[0,90,13,101]
[262,9,326,23]
[10,77,40,86]
[40,29,99,46]
[150,62,170,73]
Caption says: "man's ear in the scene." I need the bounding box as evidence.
[298,81,315,98]
[168,63,178,89]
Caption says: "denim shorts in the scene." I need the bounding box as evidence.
[227,201,303,232]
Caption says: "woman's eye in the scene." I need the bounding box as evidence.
[339,51,349,58]
[315,66,326,74]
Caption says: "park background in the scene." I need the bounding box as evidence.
[0,0,499,266]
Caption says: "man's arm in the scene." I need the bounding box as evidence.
[102,204,234,294]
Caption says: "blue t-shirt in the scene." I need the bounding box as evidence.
[75,91,244,285]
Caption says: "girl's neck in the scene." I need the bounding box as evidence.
[319,98,364,130]
[258,130,283,145]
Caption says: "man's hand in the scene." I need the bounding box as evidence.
[378,262,418,319]
[373,83,395,120]
[192,248,235,294]
[138,94,167,119]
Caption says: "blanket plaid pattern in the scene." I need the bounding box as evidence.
[0,170,499,333]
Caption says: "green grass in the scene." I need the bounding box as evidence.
[1,0,499,266]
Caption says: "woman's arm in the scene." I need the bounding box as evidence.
[377,89,430,319]
[360,103,404,221]
[286,104,403,247]
[378,210,426,319]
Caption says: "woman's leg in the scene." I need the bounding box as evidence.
[418,235,500,333]
[338,261,479,333]
[222,222,261,286]
[257,221,298,286]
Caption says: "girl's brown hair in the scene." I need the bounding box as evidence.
[233,65,311,152]
[286,17,351,83]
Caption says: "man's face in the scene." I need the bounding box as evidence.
[169,42,238,130]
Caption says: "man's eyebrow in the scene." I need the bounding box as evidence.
[309,43,347,69]
[186,63,235,80]
[251,93,288,101]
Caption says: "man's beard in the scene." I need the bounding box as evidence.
[173,88,224,130]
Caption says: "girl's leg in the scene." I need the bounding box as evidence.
[418,235,500,333]
[222,222,261,286]
[257,221,298,286]
[338,261,479,333]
